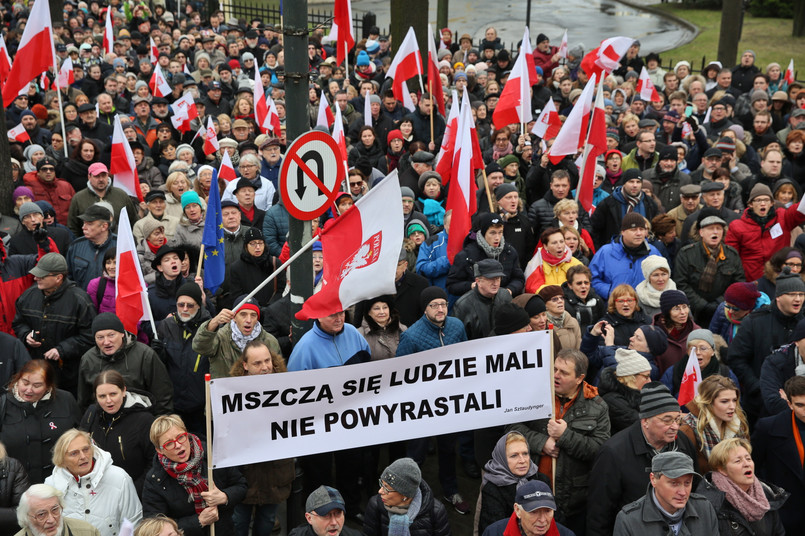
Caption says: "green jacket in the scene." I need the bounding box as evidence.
[621,147,659,172]
[674,240,745,317]
[192,319,282,378]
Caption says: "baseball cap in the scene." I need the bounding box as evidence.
[515,481,556,512]
[79,205,112,223]
[305,486,346,515]
[651,451,700,479]
[30,253,68,277]
[88,162,109,176]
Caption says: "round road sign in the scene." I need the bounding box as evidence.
[279,130,346,220]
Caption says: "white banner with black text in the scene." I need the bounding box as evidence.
[210,331,553,468]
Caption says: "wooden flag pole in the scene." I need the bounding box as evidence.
[548,325,556,491]
[481,169,494,212]
[196,244,205,278]
[429,80,434,144]
[205,373,216,536]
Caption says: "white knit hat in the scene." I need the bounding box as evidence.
[640,255,670,280]
[615,348,651,377]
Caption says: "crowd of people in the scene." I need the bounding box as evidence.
[1,0,805,535]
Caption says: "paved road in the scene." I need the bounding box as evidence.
[317,0,693,54]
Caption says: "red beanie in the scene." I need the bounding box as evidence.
[724,282,760,311]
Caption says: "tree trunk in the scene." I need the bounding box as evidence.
[437,0,448,33]
[0,112,14,218]
[391,0,429,67]
[717,0,743,67]
[794,0,805,36]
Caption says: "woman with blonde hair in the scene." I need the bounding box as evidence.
[560,226,591,265]
[697,438,787,536]
[134,515,182,536]
[163,172,192,221]
[680,375,750,472]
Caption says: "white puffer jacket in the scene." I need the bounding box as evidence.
[45,445,142,536]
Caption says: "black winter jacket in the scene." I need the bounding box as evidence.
[142,454,247,536]
[12,280,96,394]
[562,283,607,334]
[697,472,787,536]
[362,480,451,536]
[0,389,81,484]
[0,331,30,388]
[674,240,745,319]
[600,310,651,348]
[0,456,29,532]
[226,251,280,306]
[597,366,641,434]
[154,310,212,414]
[446,234,525,297]
[452,288,512,340]
[80,392,156,495]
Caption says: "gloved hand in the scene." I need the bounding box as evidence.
[685,114,699,132]
[33,224,50,252]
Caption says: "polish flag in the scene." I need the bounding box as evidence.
[170,92,199,133]
[39,72,50,91]
[103,9,115,55]
[580,36,633,80]
[548,73,597,164]
[493,43,533,130]
[332,104,348,164]
[427,23,446,117]
[115,207,153,334]
[110,116,143,202]
[55,57,75,88]
[785,58,795,86]
[558,29,569,60]
[295,170,403,320]
[519,27,540,87]
[531,96,561,140]
[254,68,271,134]
[203,116,220,156]
[266,95,282,135]
[637,66,661,102]
[149,64,171,98]
[386,27,424,108]
[576,81,608,213]
[183,63,192,76]
[7,122,30,143]
[364,90,373,127]
[150,37,159,65]
[0,35,12,86]
[678,346,702,406]
[218,150,237,182]
[316,91,335,128]
[446,91,479,262]
[327,0,354,66]
[2,0,54,106]
[435,90,460,183]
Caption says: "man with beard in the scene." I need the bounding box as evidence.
[153,282,211,436]
[643,146,691,211]
[591,169,660,249]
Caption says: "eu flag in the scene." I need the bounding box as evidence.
[201,169,226,293]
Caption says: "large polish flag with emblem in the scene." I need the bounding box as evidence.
[2,0,54,106]
[296,171,404,320]
[678,347,703,406]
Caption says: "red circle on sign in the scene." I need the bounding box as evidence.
[279,130,346,220]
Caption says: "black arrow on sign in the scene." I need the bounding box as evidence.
[296,150,326,199]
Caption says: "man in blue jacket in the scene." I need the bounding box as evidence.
[589,212,661,300]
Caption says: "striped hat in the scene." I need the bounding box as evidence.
[639,382,680,419]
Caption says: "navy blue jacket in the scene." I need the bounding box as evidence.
[396,315,467,356]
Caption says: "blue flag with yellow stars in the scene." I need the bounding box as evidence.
[201,168,226,293]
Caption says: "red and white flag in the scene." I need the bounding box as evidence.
[218,150,237,182]
[386,27,424,108]
[519,27,540,87]
[580,36,633,81]
[558,29,569,60]
[266,95,282,135]
[254,68,271,134]
[332,104,348,164]
[150,37,158,65]
[170,92,199,133]
[110,115,143,202]
[576,81,608,213]
[55,57,75,88]
[2,0,54,106]
[548,73,597,164]
[149,64,171,98]
[327,0,354,66]
[493,42,533,130]
[678,346,703,406]
[446,91,479,262]
[7,122,30,143]
[435,90,460,183]
[295,170,404,320]
[115,207,153,334]
[531,97,562,140]
[316,90,335,128]
[203,116,219,156]
[427,23,446,117]
[364,90,373,127]
[0,34,12,86]
[637,66,661,102]
[103,9,115,55]
[785,58,795,86]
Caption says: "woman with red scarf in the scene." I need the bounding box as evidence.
[524,227,583,294]
[142,415,247,535]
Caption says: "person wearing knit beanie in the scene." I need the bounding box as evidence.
[659,289,689,317]
[380,458,421,499]
[176,281,203,308]
[493,303,531,334]
[512,294,548,330]
[92,312,126,335]
[419,286,448,311]
[687,328,715,350]
[639,382,680,418]
[621,212,647,231]
[723,282,760,311]
[637,325,669,356]
[18,201,43,222]
[615,348,651,378]
[747,183,773,204]
[776,267,805,297]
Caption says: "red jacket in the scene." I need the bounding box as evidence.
[533,46,560,79]
[725,204,805,281]
[23,175,76,226]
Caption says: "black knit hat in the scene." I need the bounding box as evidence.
[639,325,669,356]
[522,295,546,317]
[659,290,689,316]
[92,312,125,335]
[478,213,503,235]
[494,303,531,334]
[621,212,647,231]
[243,227,264,245]
[419,286,447,310]
[639,382,680,419]
[176,281,203,307]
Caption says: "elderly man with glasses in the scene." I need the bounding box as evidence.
[15,484,101,536]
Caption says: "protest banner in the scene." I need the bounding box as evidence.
[209,331,553,468]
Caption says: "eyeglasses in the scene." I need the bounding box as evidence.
[30,505,61,523]
[427,302,448,310]
[161,432,189,450]
[656,415,684,426]
[549,296,564,303]
[784,261,803,268]
[378,479,396,494]
[689,345,712,353]
[39,167,55,172]
[349,182,363,187]
[176,301,197,309]
[615,298,636,304]
[636,372,651,380]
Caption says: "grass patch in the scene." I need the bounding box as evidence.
[652,4,805,74]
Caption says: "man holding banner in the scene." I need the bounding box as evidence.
[509,348,610,535]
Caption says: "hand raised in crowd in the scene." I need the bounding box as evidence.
[208,309,235,331]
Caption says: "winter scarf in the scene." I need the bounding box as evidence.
[158,433,208,514]
[635,278,677,310]
[699,243,726,291]
[230,320,263,351]
[482,433,538,488]
[12,384,52,407]
[476,232,505,259]
[386,488,422,536]
[651,488,686,533]
[492,142,513,162]
[711,471,770,522]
